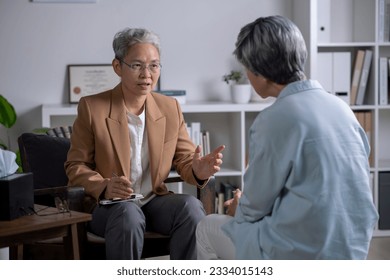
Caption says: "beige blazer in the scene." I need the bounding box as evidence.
[65,84,202,209]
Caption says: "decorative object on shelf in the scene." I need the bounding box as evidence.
[230,84,252,104]
[222,70,243,84]
[155,90,186,104]
[68,64,120,103]
[222,70,251,104]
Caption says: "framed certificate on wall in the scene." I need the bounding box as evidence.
[31,0,97,3]
[68,64,120,103]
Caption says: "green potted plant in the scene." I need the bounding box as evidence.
[223,70,244,85]
[0,94,22,172]
[0,94,17,150]
[222,70,251,103]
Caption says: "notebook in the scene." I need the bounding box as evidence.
[99,193,144,205]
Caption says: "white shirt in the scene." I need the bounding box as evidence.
[127,108,153,206]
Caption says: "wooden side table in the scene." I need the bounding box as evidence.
[0,204,91,260]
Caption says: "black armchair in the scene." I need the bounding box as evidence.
[17,131,215,259]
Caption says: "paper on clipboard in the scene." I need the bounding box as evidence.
[99,193,144,205]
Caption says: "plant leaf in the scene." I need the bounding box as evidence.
[0,95,17,128]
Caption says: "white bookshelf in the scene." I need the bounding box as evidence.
[41,101,273,196]
[293,0,390,236]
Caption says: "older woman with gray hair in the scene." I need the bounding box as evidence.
[65,27,225,260]
[196,15,378,260]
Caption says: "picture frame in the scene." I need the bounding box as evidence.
[68,64,120,103]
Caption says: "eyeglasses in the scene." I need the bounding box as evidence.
[120,60,162,73]
[21,197,71,217]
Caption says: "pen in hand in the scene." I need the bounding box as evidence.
[109,172,133,199]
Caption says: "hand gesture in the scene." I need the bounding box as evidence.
[192,145,225,180]
[224,188,242,216]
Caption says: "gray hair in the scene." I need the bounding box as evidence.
[112,28,161,60]
[234,15,307,84]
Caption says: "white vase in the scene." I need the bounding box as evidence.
[230,84,251,104]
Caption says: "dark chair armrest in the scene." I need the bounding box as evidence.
[66,186,85,212]
[198,176,215,215]
[163,176,184,184]
[33,185,68,196]
[164,175,216,215]
[33,185,85,212]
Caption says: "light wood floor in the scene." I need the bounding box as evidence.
[367,237,390,259]
[147,237,390,260]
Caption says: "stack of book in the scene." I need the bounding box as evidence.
[215,182,238,214]
[354,110,374,166]
[350,50,373,105]
[186,122,210,156]
[156,90,186,104]
[317,52,351,104]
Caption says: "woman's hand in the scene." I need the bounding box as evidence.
[104,175,133,199]
[224,188,242,216]
[192,144,225,180]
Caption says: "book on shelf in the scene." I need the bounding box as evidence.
[379,57,389,105]
[354,110,374,166]
[189,122,201,147]
[332,52,351,104]
[317,52,351,104]
[355,50,373,106]
[186,122,211,156]
[350,50,365,105]
[201,131,210,156]
[378,0,390,42]
[215,182,237,214]
[155,90,186,104]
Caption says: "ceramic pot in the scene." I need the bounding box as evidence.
[230,84,251,104]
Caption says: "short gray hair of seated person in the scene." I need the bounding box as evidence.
[112,28,161,61]
[234,15,307,85]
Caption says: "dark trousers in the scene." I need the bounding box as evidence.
[89,193,206,259]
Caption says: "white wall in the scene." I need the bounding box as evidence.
[0,0,291,150]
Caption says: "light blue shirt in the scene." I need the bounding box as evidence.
[222,80,379,259]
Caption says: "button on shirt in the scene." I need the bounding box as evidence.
[127,109,153,206]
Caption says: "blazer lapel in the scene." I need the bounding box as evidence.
[106,84,131,178]
[146,94,166,187]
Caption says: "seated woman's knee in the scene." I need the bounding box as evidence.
[110,203,145,231]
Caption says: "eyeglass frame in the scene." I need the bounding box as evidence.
[118,58,162,73]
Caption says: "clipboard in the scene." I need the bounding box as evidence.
[99,194,144,205]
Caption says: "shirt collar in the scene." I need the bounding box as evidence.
[278,80,323,99]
